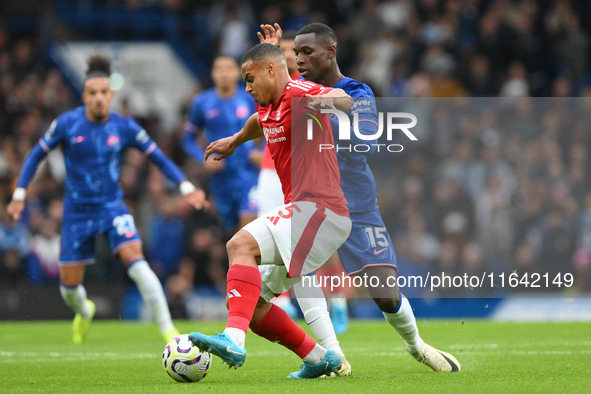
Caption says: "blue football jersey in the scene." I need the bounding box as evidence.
[186,88,258,188]
[332,77,379,213]
[40,106,156,206]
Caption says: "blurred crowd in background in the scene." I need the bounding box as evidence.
[2,0,591,313]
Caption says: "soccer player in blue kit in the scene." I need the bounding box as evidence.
[259,23,461,373]
[183,55,259,233]
[7,55,207,344]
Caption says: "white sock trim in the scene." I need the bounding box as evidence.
[302,343,327,363]
[223,327,246,349]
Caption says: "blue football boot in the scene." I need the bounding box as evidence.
[188,332,246,369]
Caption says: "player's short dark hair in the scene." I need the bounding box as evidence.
[296,23,337,45]
[241,43,285,66]
[85,54,111,79]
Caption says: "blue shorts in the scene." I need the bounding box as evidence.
[59,201,141,265]
[212,180,257,230]
[337,209,397,275]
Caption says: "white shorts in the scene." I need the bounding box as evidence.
[244,201,351,301]
[257,169,284,217]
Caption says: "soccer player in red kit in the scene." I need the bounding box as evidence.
[189,43,354,379]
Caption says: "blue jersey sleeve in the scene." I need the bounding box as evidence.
[124,117,157,153]
[148,146,186,184]
[188,94,206,130]
[182,131,205,163]
[17,117,67,188]
[346,88,379,155]
[41,117,67,151]
[183,95,206,162]
[123,117,186,184]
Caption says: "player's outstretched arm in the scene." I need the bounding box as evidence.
[257,23,282,47]
[7,143,50,220]
[146,146,209,210]
[204,113,262,161]
[306,89,354,112]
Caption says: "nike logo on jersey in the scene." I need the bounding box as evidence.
[206,108,219,118]
[373,247,388,255]
[228,289,242,298]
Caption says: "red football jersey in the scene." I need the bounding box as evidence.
[260,144,275,170]
[257,79,348,217]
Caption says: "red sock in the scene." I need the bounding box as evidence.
[250,304,316,358]
[226,264,262,333]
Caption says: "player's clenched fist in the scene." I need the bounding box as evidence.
[6,199,24,221]
[184,188,210,211]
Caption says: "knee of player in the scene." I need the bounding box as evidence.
[373,291,401,312]
[226,230,258,261]
[225,236,243,259]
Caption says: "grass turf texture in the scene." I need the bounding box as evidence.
[1,320,589,393]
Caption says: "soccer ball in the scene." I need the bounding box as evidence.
[162,334,212,383]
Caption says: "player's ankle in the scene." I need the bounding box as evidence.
[302,344,327,363]
[407,339,424,355]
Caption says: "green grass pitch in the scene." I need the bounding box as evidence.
[1,319,590,393]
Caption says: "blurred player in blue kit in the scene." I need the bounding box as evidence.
[183,55,259,233]
[259,23,461,373]
[7,55,208,344]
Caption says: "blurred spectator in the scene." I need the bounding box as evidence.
[0,203,30,287]
[165,210,227,318]
[461,242,485,278]
[28,217,60,286]
[461,54,495,96]
[356,29,400,96]
[546,0,588,82]
[378,0,411,31]
[283,0,312,31]
[146,191,190,280]
[207,0,255,58]
[432,179,474,247]
[539,206,575,277]
[499,61,529,97]
[475,172,513,274]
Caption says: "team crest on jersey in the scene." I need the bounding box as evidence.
[107,135,121,150]
[70,135,85,144]
[235,106,249,118]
